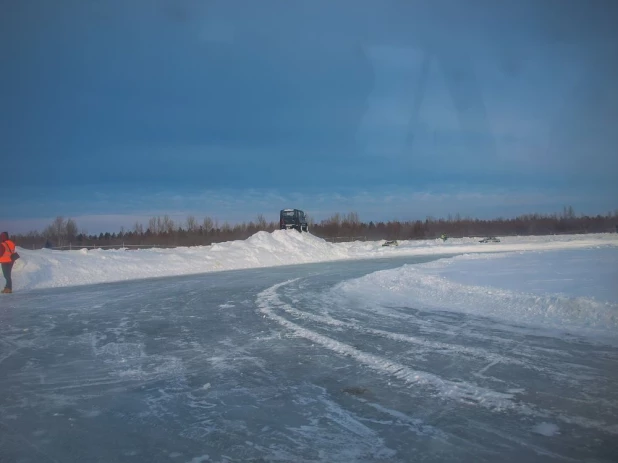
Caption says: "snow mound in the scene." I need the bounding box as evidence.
[335,248,618,339]
[8,231,618,292]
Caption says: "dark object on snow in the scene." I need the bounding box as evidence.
[382,240,399,247]
[479,236,501,243]
[440,234,448,241]
[341,386,368,396]
[44,239,53,249]
[280,209,309,232]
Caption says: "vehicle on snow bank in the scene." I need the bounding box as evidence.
[280,209,309,232]
[382,240,399,247]
[479,236,501,243]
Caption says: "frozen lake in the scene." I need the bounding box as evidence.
[1,251,617,462]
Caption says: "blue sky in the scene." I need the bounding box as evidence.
[1,0,617,233]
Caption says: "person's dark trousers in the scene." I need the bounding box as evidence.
[2,262,13,290]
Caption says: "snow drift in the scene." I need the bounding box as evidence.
[9,230,618,292]
[334,247,618,340]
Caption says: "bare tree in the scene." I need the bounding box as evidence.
[133,221,144,234]
[203,216,214,235]
[148,217,158,234]
[52,216,66,237]
[44,216,67,246]
[66,218,78,242]
[325,213,341,226]
[344,212,360,226]
[256,214,267,230]
[11,208,618,249]
[186,215,198,233]
[162,215,175,234]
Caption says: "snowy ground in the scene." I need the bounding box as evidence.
[1,233,617,462]
[9,231,618,291]
[336,248,618,345]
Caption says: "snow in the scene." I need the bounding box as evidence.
[335,247,618,343]
[1,239,617,461]
[532,422,561,437]
[10,231,618,292]
[257,280,520,411]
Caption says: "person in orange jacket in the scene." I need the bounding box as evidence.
[0,231,17,293]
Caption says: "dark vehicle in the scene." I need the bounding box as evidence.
[280,209,309,232]
[479,236,501,243]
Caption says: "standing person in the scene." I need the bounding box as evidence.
[0,232,17,294]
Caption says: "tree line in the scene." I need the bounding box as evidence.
[12,207,618,250]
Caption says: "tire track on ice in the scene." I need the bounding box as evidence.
[256,279,618,436]
[278,281,591,384]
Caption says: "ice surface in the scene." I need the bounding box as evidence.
[1,248,617,462]
[9,230,618,291]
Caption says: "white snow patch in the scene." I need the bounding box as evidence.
[532,422,560,436]
[335,248,618,341]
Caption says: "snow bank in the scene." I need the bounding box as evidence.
[335,247,618,341]
[9,230,618,292]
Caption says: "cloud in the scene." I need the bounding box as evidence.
[2,0,617,233]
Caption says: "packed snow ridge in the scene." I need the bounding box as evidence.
[335,247,618,339]
[9,230,618,291]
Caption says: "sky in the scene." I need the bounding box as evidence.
[1,0,617,234]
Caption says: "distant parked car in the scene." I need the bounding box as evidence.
[382,240,399,247]
[479,236,501,243]
[280,209,309,232]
